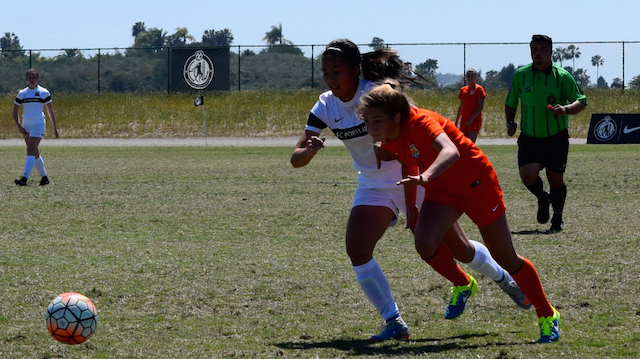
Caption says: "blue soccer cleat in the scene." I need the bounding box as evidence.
[538,307,560,343]
[445,275,478,320]
[369,316,410,342]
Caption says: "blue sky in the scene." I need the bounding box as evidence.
[2,0,640,82]
[4,0,639,50]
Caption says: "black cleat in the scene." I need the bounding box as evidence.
[537,192,550,224]
[549,214,564,233]
[39,176,50,186]
[14,176,28,186]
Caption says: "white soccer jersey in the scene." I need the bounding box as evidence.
[14,85,52,123]
[305,80,403,187]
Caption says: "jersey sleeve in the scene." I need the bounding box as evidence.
[505,74,521,108]
[305,99,329,133]
[477,85,486,98]
[563,73,587,106]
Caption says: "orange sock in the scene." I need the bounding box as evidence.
[424,244,469,287]
[511,257,554,318]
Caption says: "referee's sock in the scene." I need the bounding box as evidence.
[549,185,567,216]
[525,176,546,198]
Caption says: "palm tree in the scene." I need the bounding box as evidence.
[552,47,566,66]
[591,55,605,80]
[565,45,581,72]
[202,29,234,46]
[262,23,292,46]
[131,22,146,38]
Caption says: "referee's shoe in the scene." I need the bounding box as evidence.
[537,192,550,224]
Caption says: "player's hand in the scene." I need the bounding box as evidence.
[397,174,424,186]
[406,205,419,234]
[306,136,325,152]
[507,122,517,137]
[548,104,568,116]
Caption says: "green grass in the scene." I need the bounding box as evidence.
[0,144,639,358]
[0,88,637,139]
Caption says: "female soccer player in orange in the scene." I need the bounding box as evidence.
[359,81,560,344]
[455,68,485,143]
[291,39,529,342]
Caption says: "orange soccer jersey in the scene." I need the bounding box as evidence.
[381,107,505,226]
[458,84,486,132]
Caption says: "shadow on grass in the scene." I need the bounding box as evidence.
[274,332,533,356]
[512,228,554,235]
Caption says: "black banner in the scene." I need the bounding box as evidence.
[169,47,230,92]
[587,113,640,144]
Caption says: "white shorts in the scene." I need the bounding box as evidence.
[22,121,46,138]
[352,182,425,216]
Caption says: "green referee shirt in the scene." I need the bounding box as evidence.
[505,63,587,138]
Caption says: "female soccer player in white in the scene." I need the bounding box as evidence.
[290,39,530,342]
[13,69,59,186]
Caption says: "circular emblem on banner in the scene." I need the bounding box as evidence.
[547,95,556,105]
[183,50,214,89]
[594,115,617,142]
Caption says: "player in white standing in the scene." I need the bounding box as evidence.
[13,69,59,186]
[290,39,530,342]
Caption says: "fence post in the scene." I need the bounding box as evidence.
[463,43,466,85]
[622,42,625,92]
[97,49,101,93]
[311,45,315,89]
[238,45,241,91]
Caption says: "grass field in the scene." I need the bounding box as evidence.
[0,144,639,358]
[1,88,639,140]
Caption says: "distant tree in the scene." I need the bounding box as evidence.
[369,37,385,50]
[566,67,590,88]
[552,47,567,66]
[202,29,234,46]
[132,22,146,38]
[166,27,195,47]
[499,63,516,87]
[565,45,581,72]
[611,77,623,89]
[628,75,640,90]
[133,27,167,50]
[61,49,83,58]
[483,70,502,89]
[263,23,292,46]
[596,76,609,89]
[242,49,256,56]
[415,59,438,75]
[591,55,604,80]
[1,31,24,58]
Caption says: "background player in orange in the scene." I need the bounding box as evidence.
[455,68,485,143]
[359,81,560,344]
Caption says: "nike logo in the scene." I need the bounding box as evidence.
[623,125,640,134]
[334,118,343,123]
[492,204,500,211]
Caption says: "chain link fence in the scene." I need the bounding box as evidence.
[1,41,638,93]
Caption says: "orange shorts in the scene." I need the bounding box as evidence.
[423,164,505,227]
[460,118,482,133]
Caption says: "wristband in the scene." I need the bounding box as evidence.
[564,106,569,115]
[506,122,515,128]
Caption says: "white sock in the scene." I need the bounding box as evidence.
[353,258,399,321]
[466,240,504,282]
[23,156,36,178]
[35,156,47,177]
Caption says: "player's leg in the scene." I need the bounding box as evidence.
[518,136,550,224]
[346,202,408,342]
[415,202,477,319]
[465,131,479,143]
[478,214,559,343]
[545,131,569,232]
[15,134,41,186]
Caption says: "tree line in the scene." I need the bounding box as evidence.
[0,26,637,92]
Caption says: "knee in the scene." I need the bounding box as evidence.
[414,238,438,260]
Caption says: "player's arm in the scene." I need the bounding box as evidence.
[291,130,325,168]
[13,104,26,135]
[562,100,586,116]
[455,101,463,126]
[398,133,460,185]
[466,97,485,126]
[373,144,397,169]
[401,163,419,233]
[505,104,518,137]
[45,103,59,138]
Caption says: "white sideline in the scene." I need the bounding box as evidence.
[0,137,587,147]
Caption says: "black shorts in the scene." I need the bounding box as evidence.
[517,129,569,173]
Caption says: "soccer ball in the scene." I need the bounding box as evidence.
[45,292,98,344]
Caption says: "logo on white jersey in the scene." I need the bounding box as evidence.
[183,50,214,90]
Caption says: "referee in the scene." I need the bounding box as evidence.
[505,34,587,233]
